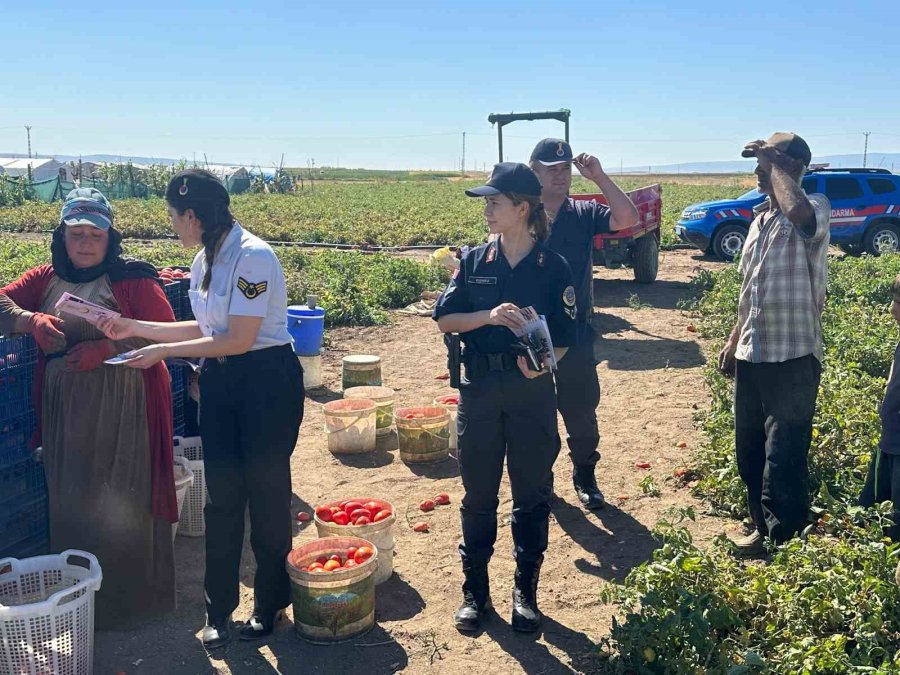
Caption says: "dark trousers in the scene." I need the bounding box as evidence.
[457,368,560,565]
[555,323,601,469]
[735,354,821,542]
[199,344,304,620]
[860,449,900,541]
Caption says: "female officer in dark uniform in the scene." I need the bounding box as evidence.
[97,169,304,649]
[434,162,576,633]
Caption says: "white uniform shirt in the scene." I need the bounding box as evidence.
[188,222,292,350]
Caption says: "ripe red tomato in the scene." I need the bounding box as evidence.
[332,512,350,526]
[315,556,329,566]
[348,509,369,522]
[354,546,374,564]
[323,560,341,572]
[343,501,363,515]
[329,554,342,563]
[343,559,358,568]
[346,547,358,560]
[363,500,381,513]
[413,522,429,533]
[329,506,342,515]
[434,493,450,506]
[419,499,436,512]
[308,562,324,572]
[296,512,311,522]
[315,506,333,522]
[339,500,352,509]
[373,509,392,522]
[355,516,371,526]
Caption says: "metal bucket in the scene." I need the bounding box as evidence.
[286,537,378,643]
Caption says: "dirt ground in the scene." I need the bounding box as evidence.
[94,248,735,675]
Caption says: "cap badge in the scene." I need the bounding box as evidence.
[178,178,189,196]
[556,143,565,157]
[563,286,576,307]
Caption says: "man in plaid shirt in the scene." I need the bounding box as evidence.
[718,132,831,556]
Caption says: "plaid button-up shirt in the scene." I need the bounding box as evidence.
[735,193,831,364]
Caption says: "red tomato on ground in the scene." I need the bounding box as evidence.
[413,522,429,533]
[420,499,436,512]
[296,512,311,522]
[315,506,333,522]
[434,493,450,506]
[354,546,374,564]
[635,462,652,469]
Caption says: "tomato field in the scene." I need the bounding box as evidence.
[0,176,745,249]
[597,254,900,673]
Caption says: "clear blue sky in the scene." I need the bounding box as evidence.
[2,0,899,170]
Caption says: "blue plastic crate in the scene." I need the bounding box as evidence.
[0,413,35,469]
[170,364,186,437]
[163,281,182,320]
[0,495,49,558]
[0,458,45,507]
[0,335,37,425]
[2,533,49,560]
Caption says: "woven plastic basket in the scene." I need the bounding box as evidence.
[0,550,102,675]
[173,436,206,537]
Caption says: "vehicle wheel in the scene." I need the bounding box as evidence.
[863,221,900,256]
[711,223,747,261]
[632,235,659,283]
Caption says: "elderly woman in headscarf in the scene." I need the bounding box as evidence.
[0,188,178,629]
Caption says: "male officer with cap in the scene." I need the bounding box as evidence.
[529,139,639,510]
[718,132,830,556]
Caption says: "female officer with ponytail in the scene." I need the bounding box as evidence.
[98,169,304,649]
[434,163,576,633]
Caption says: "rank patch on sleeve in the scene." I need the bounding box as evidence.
[563,286,576,307]
[237,277,268,299]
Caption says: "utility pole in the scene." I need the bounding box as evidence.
[461,132,466,176]
[25,125,32,158]
[863,131,871,167]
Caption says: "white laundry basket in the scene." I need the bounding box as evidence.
[173,436,206,537]
[0,549,102,675]
[172,456,195,542]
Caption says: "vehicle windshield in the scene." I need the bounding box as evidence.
[738,188,763,200]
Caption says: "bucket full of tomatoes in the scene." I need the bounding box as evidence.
[286,537,377,643]
[314,499,395,585]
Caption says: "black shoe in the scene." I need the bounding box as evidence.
[573,465,605,510]
[511,556,543,633]
[454,563,491,632]
[239,609,285,641]
[201,616,232,650]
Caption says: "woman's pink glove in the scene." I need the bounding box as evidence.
[65,339,116,372]
[26,312,66,354]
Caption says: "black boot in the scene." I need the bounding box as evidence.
[573,465,605,510]
[512,557,543,633]
[454,563,491,632]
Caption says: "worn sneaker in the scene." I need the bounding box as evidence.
[731,530,767,558]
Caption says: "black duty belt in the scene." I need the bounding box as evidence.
[465,352,518,373]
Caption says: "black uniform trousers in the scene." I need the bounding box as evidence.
[860,450,900,541]
[199,344,304,620]
[457,366,560,566]
[555,322,601,469]
[734,354,821,543]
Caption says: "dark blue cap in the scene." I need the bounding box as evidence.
[530,138,573,165]
[465,162,543,198]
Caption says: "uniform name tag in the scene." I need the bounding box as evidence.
[469,276,497,285]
